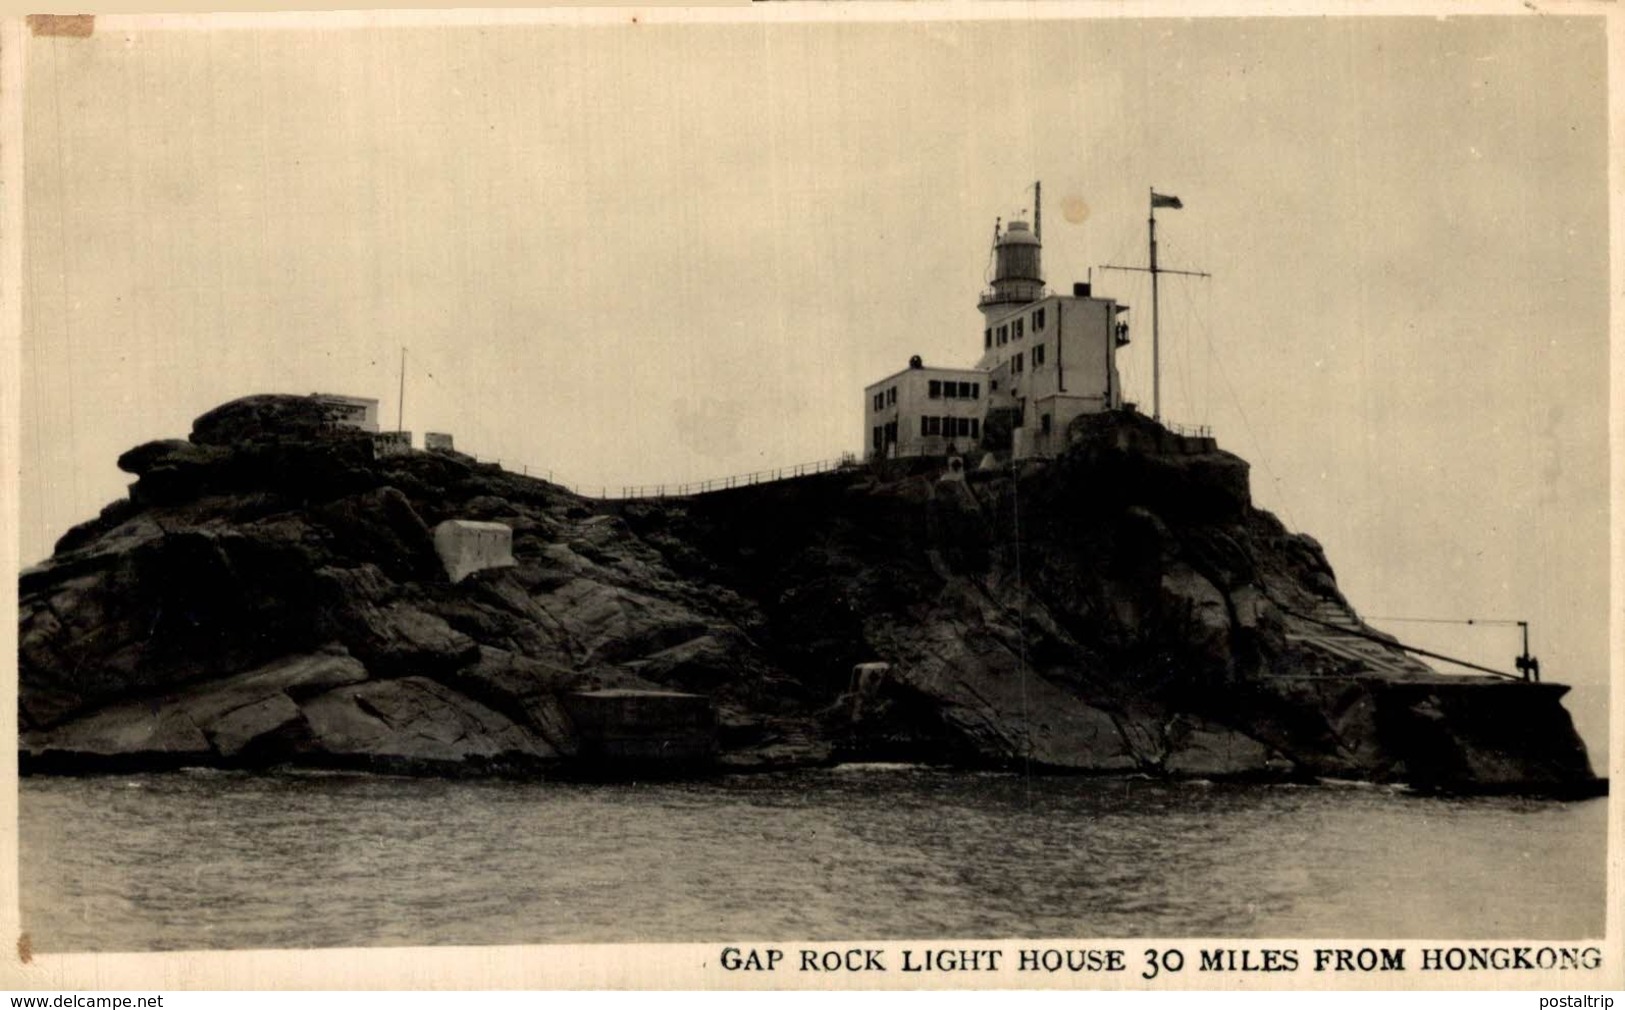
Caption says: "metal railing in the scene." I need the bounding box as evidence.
[437,416,1211,500]
[977,283,1050,307]
[459,451,862,501]
[863,443,973,463]
[1164,421,1214,439]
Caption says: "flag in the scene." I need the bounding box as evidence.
[1151,191,1183,209]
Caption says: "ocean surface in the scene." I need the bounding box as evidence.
[18,768,1607,952]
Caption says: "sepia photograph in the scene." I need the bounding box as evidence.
[4,2,1617,989]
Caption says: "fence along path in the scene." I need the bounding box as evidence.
[460,451,861,501]
[456,417,1218,502]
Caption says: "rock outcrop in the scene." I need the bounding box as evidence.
[17,395,1601,794]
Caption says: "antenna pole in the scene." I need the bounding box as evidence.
[1099,190,1207,423]
[1034,180,1041,244]
[1516,620,1540,682]
[397,347,406,433]
[1149,189,1161,422]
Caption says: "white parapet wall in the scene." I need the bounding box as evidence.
[433,520,517,583]
[373,431,412,457]
[312,393,381,433]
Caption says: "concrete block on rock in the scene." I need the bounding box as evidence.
[433,520,517,583]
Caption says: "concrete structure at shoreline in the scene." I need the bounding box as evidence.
[562,689,717,764]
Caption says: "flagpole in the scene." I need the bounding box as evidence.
[1100,189,1206,427]
[1149,188,1161,422]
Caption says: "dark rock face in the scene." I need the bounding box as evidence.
[24,650,368,770]
[190,394,347,446]
[296,676,553,774]
[17,394,1601,794]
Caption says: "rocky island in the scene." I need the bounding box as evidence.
[17,394,1601,796]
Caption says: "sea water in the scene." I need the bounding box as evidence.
[18,768,1606,952]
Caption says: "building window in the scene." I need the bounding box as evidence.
[1033,343,1046,366]
[971,382,980,399]
[998,325,1008,346]
[872,392,882,412]
[887,386,897,406]
[1014,352,1024,373]
[957,381,972,398]
[990,379,998,392]
[1034,307,1046,331]
[944,382,958,399]
[928,380,941,399]
[885,421,897,444]
[985,328,992,349]
[971,418,980,439]
[1041,413,1052,435]
[1014,318,1024,340]
[873,426,883,451]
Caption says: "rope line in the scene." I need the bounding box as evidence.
[1009,455,1033,802]
[1366,616,1524,627]
[1275,602,1522,681]
[1203,321,1299,531]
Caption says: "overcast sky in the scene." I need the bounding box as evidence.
[17,11,1611,760]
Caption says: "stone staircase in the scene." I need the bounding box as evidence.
[1283,598,1434,677]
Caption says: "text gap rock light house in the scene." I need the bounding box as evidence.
[864,181,1141,462]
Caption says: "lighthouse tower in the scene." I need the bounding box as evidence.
[977,184,1045,328]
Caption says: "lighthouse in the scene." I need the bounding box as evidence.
[863,181,1128,462]
[978,218,1045,325]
